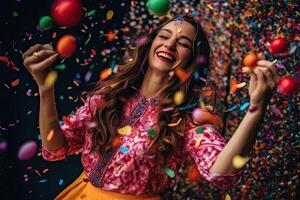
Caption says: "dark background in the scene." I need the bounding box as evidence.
[1,0,299,200]
[0,0,128,199]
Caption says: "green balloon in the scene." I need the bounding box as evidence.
[146,0,171,16]
[39,16,54,31]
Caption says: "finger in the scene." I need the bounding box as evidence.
[23,50,57,67]
[256,66,276,89]
[242,67,252,74]
[43,44,54,50]
[253,68,267,90]
[257,60,273,68]
[257,60,280,83]
[257,52,266,60]
[22,44,44,60]
[31,53,59,72]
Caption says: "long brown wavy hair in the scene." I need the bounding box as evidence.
[86,15,215,160]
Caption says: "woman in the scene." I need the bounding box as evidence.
[22,15,279,200]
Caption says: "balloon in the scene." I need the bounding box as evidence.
[18,141,37,160]
[269,38,289,54]
[243,53,258,68]
[39,16,54,31]
[277,76,298,96]
[51,0,83,27]
[0,140,8,153]
[56,35,77,57]
[146,0,171,16]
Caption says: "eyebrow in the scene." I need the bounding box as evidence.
[159,28,193,45]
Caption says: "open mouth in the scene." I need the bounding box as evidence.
[156,51,176,63]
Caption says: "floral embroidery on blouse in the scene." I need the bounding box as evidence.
[41,90,244,195]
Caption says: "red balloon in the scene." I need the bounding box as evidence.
[269,38,289,54]
[277,76,298,96]
[51,0,83,27]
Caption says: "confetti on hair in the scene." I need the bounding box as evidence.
[174,91,184,105]
[168,118,182,127]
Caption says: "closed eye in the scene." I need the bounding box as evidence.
[177,41,190,48]
[158,35,168,39]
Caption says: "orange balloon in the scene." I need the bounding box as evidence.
[56,35,76,57]
[243,53,258,68]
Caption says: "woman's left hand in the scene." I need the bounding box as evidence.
[243,53,280,111]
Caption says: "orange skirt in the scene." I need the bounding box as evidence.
[55,172,161,200]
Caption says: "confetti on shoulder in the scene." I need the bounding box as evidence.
[117,125,132,135]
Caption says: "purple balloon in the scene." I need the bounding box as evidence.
[0,140,8,153]
[18,141,37,160]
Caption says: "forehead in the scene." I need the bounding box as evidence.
[159,20,196,40]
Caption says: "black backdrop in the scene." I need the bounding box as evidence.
[1,0,128,199]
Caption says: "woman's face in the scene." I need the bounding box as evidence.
[148,20,196,73]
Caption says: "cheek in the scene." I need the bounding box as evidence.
[179,50,192,65]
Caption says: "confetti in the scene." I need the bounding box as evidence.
[44,71,58,88]
[117,125,132,135]
[163,166,175,178]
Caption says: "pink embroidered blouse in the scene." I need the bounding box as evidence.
[42,91,242,195]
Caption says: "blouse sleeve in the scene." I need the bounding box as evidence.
[41,95,101,161]
[183,121,245,189]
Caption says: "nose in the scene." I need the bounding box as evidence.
[164,38,176,51]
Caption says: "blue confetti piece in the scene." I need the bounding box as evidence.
[228,105,238,111]
[58,179,64,185]
[119,146,129,153]
[240,102,250,111]
[39,179,48,183]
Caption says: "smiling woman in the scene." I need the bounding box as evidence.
[22,14,265,200]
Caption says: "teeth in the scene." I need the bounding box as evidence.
[157,52,174,62]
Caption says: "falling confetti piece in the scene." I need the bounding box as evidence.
[163,166,175,178]
[175,69,189,82]
[47,129,54,141]
[195,137,203,147]
[240,102,250,111]
[232,155,248,169]
[225,194,231,200]
[147,129,157,137]
[196,126,203,134]
[100,68,112,80]
[119,146,129,153]
[174,91,184,105]
[106,10,114,20]
[11,79,20,87]
[236,82,246,88]
[44,71,58,88]
[117,125,132,135]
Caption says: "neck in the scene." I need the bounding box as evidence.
[140,67,169,99]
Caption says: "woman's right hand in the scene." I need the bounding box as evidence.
[22,43,59,90]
